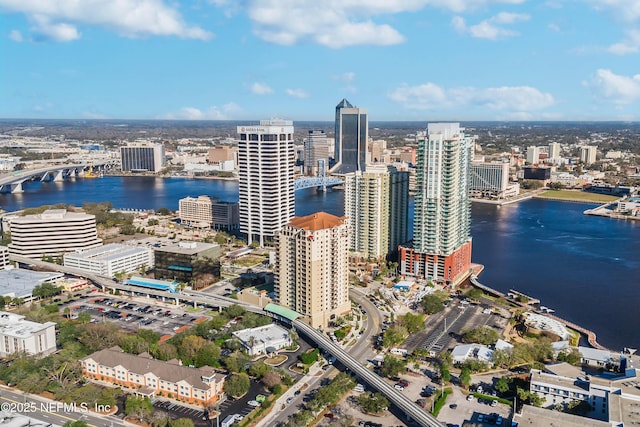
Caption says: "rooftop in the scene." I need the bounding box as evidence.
[154,240,220,256]
[515,404,610,427]
[0,311,56,338]
[82,346,222,390]
[64,243,152,262]
[288,211,346,231]
[13,209,95,223]
[232,324,290,347]
[0,269,64,299]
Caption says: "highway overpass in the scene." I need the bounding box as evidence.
[10,254,444,427]
[0,162,117,193]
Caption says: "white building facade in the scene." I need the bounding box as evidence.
[120,142,165,173]
[470,161,511,199]
[63,243,154,278]
[237,120,295,247]
[7,210,102,259]
[0,311,56,357]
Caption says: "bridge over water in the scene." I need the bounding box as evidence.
[0,162,118,193]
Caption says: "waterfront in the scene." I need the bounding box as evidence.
[1,176,639,351]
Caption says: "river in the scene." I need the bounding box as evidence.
[1,176,638,351]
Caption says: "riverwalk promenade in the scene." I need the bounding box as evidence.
[468,268,607,351]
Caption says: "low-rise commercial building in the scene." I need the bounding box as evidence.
[232,324,291,356]
[154,241,221,290]
[0,269,64,303]
[0,246,9,270]
[0,311,56,357]
[179,196,239,231]
[63,243,154,278]
[81,346,225,406]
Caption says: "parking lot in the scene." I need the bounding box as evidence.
[436,386,512,426]
[66,295,211,336]
[215,381,265,424]
[153,400,208,426]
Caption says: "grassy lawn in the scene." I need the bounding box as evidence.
[186,306,202,313]
[233,255,267,267]
[536,190,619,203]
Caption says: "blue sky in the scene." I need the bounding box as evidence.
[1,0,639,121]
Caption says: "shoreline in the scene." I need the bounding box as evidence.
[469,265,610,352]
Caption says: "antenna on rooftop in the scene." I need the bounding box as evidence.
[624,347,637,355]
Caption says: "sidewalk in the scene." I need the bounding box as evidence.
[254,364,323,427]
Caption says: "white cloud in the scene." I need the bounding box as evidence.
[389,82,554,114]
[333,72,356,83]
[8,29,23,42]
[587,69,640,104]
[250,82,274,95]
[607,29,640,54]
[0,0,212,41]
[286,88,309,98]
[585,0,640,22]
[452,12,529,40]
[158,103,242,120]
[238,0,524,48]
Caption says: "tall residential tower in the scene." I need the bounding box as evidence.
[275,212,350,328]
[331,99,368,174]
[400,123,473,283]
[237,120,295,247]
[344,165,409,259]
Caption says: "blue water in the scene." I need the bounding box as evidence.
[1,177,638,351]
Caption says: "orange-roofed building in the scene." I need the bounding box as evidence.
[275,212,350,328]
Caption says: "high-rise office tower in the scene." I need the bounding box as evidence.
[470,161,510,198]
[344,165,409,259]
[237,119,295,247]
[275,212,350,328]
[526,146,542,165]
[120,142,165,173]
[331,99,368,174]
[400,123,473,283]
[548,142,561,162]
[304,130,330,176]
[580,146,597,165]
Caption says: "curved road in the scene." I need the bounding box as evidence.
[10,255,442,427]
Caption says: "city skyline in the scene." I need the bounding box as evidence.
[1,1,639,122]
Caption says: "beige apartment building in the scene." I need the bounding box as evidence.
[81,346,225,406]
[275,212,351,328]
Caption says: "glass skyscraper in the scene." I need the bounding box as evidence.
[400,123,473,284]
[331,99,368,174]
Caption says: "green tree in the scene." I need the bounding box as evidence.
[421,290,450,314]
[63,421,88,427]
[125,396,153,421]
[32,282,63,300]
[357,392,389,414]
[156,207,172,215]
[382,326,406,348]
[401,313,425,334]
[225,304,246,319]
[495,377,510,394]
[557,348,581,366]
[462,326,500,346]
[77,312,91,324]
[194,342,221,368]
[248,360,270,378]
[225,373,250,397]
[380,355,406,378]
[459,367,471,389]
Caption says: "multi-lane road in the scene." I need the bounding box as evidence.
[9,254,443,427]
[0,386,125,427]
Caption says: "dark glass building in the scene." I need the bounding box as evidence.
[331,99,368,174]
[154,241,221,290]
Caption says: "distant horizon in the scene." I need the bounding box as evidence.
[1,118,639,125]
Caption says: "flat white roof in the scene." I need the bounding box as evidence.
[0,269,63,299]
[0,311,55,337]
[232,324,289,347]
[65,243,152,262]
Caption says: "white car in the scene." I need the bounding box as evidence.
[247,400,261,407]
[394,384,405,391]
[234,414,244,421]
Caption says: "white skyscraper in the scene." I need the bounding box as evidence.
[580,146,597,165]
[526,146,542,164]
[237,120,295,247]
[548,142,561,162]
